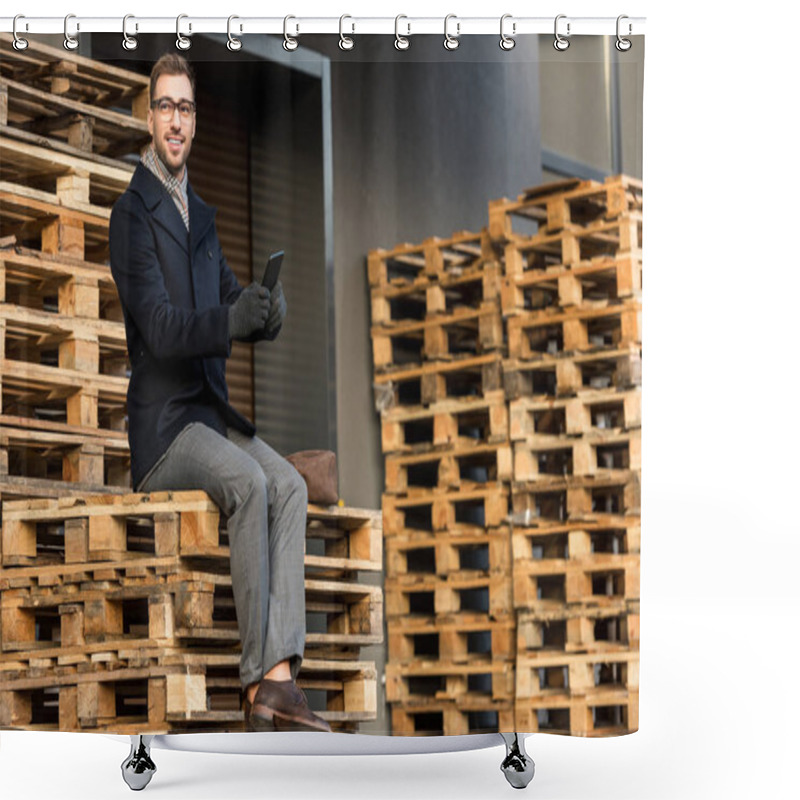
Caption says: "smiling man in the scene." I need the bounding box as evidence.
[109,53,330,733]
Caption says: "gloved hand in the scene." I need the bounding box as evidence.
[266,279,287,334]
[228,282,270,341]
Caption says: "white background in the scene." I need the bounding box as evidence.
[2,1,798,798]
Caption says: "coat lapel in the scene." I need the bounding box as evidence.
[187,184,216,256]
[128,164,189,254]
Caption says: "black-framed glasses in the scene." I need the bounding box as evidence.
[151,97,196,119]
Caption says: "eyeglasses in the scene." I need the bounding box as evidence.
[151,98,196,119]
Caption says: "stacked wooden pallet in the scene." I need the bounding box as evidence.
[0,34,148,504]
[0,40,385,735]
[370,175,641,736]
[370,231,516,735]
[0,491,383,733]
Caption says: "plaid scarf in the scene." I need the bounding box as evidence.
[141,143,190,231]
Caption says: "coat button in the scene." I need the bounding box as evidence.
[207,249,213,259]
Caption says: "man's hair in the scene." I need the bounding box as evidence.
[149,53,196,103]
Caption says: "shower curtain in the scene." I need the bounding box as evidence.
[0,23,643,741]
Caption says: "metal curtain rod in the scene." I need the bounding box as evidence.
[0,15,646,37]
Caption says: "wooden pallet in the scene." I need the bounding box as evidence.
[0,562,383,659]
[371,303,504,371]
[373,352,503,411]
[512,554,640,611]
[368,230,498,289]
[502,346,641,400]
[382,483,509,536]
[1,77,149,159]
[380,391,509,455]
[1,490,382,570]
[516,649,638,698]
[509,387,641,439]
[387,612,516,663]
[384,442,512,495]
[385,527,511,579]
[371,262,502,326]
[512,429,641,482]
[385,572,512,619]
[516,604,639,656]
[1,244,122,319]
[390,697,515,736]
[512,520,640,559]
[509,472,641,526]
[514,687,638,737]
[506,299,641,360]
[0,654,376,734]
[501,253,642,315]
[386,656,514,703]
[0,34,149,118]
[488,176,642,241]
[0,418,131,491]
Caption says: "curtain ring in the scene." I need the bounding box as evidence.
[616,15,632,51]
[122,14,138,51]
[499,14,515,51]
[12,14,29,51]
[63,13,79,51]
[394,15,410,51]
[339,14,355,50]
[176,14,192,50]
[283,15,299,51]
[553,14,570,51]
[227,15,242,51]
[443,14,460,51]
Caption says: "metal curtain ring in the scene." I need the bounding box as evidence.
[339,14,354,50]
[283,15,299,51]
[122,14,138,50]
[227,15,242,51]
[500,14,515,50]
[63,14,79,51]
[444,14,460,51]
[12,14,29,51]
[394,15,410,50]
[554,14,570,51]
[616,15,632,51]
[176,14,192,50]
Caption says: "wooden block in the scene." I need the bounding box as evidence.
[426,284,446,314]
[78,681,115,727]
[479,308,503,350]
[343,675,377,715]
[64,517,89,563]
[1,518,37,564]
[67,115,94,153]
[559,273,582,307]
[0,690,32,726]
[154,511,180,556]
[556,359,582,394]
[372,334,392,369]
[563,318,588,351]
[59,603,85,647]
[58,685,79,731]
[1,597,35,645]
[88,514,126,557]
[149,676,167,725]
[42,217,85,257]
[149,594,175,640]
[83,597,123,639]
[67,388,98,428]
[59,276,100,318]
[132,87,151,121]
[179,509,220,553]
[166,673,207,715]
[63,442,104,485]
[348,521,381,565]
[56,173,91,205]
[174,587,214,629]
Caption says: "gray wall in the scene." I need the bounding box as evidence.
[307,35,543,510]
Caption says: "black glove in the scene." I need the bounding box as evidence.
[266,279,287,334]
[228,282,270,341]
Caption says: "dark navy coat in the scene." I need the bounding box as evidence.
[109,163,263,490]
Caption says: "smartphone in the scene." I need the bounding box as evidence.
[261,250,284,291]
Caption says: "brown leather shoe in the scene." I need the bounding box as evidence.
[249,679,331,733]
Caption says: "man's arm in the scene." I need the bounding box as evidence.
[109,194,232,360]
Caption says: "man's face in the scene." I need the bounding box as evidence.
[147,73,196,179]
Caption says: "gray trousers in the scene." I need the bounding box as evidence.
[137,421,307,688]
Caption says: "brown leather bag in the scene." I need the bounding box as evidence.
[285,450,339,506]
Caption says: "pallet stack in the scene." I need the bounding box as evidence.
[370,175,641,736]
[0,39,384,734]
[369,231,516,735]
